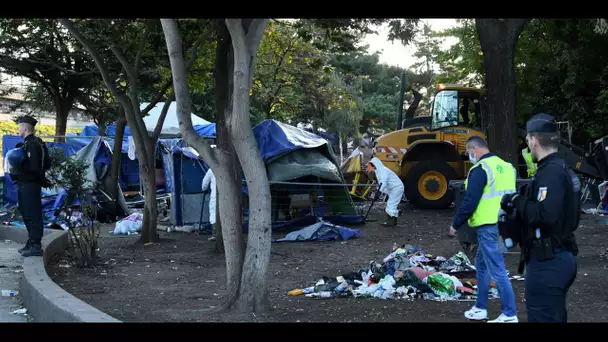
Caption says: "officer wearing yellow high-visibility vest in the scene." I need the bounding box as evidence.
[449,136,518,323]
[521,147,537,177]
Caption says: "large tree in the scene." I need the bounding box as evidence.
[0,19,98,141]
[476,19,528,165]
[163,18,271,312]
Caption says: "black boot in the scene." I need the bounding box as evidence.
[382,215,398,227]
[21,244,43,257]
[18,241,31,254]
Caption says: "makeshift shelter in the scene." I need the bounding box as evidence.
[78,101,216,190]
[252,120,362,228]
[163,119,363,231]
[1,136,129,226]
[158,142,213,228]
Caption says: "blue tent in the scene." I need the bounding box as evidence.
[2,136,128,227]
[2,135,89,205]
[166,120,363,231]
[78,122,216,190]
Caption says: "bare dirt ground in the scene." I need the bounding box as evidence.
[47,203,608,322]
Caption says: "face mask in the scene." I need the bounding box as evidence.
[469,153,477,164]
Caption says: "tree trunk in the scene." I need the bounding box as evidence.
[54,99,72,142]
[476,19,528,168]
[110,116,127,206]
[214,155,245,303]
[124,107,159,245]
[225,18,272,313]
[213,21,244,257]
[160,18,245,306]
[98,122,108,137]
[139,153,159,243]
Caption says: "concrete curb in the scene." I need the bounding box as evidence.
[0,225,120,322]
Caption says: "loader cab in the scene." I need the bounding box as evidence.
[430,84,484,132]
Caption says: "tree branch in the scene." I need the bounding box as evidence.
[135,20,154,75]
[109,45,137,84]
[140,24,211,117]
[59,19,128,106]
[140,81,171,116]
[160,18,217,166]
[151,91,175,141]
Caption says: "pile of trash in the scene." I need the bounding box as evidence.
[289,244,501,302]
[112,212,143,235]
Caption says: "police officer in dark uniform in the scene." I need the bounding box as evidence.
[13,115,47,257]
[501,113,579,322]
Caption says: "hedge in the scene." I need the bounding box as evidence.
[0,121,82,167]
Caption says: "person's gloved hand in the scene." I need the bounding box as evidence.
[501,193,519,213]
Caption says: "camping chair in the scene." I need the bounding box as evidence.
[350,172,375,200]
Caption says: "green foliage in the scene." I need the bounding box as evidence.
[322,72,363,139]
[0,18,100,129]
[47,147,100,268]
[294,19,420,53]
[433,18,608,144]
[434,19,484,87]
[248,20,432,136]
[329,52,404,133]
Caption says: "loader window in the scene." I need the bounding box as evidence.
[431,90,459,130]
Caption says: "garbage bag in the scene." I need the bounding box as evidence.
[426,272,457,296]
[395,270,434,293]
[342,271,363,285]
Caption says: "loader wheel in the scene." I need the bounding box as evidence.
[406,160,458,209]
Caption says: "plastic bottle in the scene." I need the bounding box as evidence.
[316,291,334,298]
[288,289,304,296]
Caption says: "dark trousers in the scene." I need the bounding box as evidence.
[525,250,577,322]
[17,182,43,245]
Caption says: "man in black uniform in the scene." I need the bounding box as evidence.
[14,115,48,257]
[501,113,579,322]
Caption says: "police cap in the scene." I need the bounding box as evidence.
[526,113,558,134]
[15,115,38,127]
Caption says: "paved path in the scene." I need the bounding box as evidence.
[0,240,28,322]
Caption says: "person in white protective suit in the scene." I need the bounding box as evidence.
[367,157,405,226]
[201,168,217,241]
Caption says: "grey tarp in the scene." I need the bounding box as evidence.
[266,149,342,183]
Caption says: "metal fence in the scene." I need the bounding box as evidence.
[265,180,378,222]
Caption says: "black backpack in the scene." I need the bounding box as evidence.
[40,139,51,172]
[28,137,52,187]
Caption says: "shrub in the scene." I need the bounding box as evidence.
[47,147,100,268]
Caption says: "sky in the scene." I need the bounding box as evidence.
[361,19,458,69]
